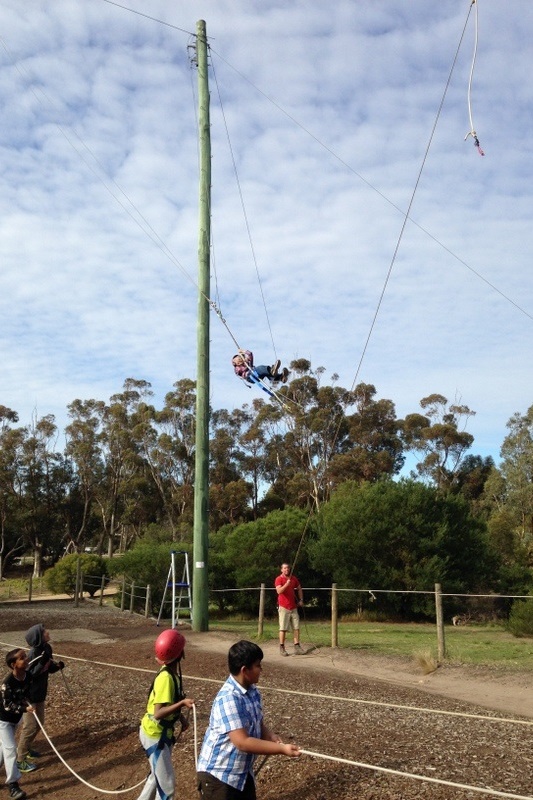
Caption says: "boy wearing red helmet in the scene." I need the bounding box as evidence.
[137,629,195,800]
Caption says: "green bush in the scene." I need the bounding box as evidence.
[508,598,533,637]
[108,542,183,613]
[44,553,108,597]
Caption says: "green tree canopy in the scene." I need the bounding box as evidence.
[211,507,312,613]
[498,405,533,549]
[311,479,494,618]
[402,394,475,490]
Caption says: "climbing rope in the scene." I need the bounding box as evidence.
[285,0,480,582]
[210,55,279,361]
[465,0,485,155]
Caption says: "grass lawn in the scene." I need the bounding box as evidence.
[210,618,533,671]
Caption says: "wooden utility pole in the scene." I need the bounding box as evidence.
[192,19,211,631]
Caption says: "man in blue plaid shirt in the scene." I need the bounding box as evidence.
[197,640,300,799]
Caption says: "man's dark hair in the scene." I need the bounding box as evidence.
[6,648,24,669]
[228,640,263,675]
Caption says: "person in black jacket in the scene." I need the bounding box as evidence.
[16,624,64,772]
[0,648,33,800]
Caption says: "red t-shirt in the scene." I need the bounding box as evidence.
[275,574,301,610]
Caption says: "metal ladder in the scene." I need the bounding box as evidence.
[157,550,192,628]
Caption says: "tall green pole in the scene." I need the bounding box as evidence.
[192,19,211,631]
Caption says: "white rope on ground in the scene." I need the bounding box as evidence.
[259,682,533,727]
[299,748,533,800]
[33,713,145,795]
[30,687,533,800]
[48,650,533,727]
[1,642,531,727]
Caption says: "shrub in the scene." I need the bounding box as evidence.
[108,542,183,613]
[44,553,108,597]
[507,598,533,637]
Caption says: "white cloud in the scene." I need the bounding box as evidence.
[0,0,531,464]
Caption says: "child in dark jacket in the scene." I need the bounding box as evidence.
[16,624,64,772]
[0,648,33,800]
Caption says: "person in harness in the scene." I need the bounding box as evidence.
[136,629,195,800]
[232,350,289,385]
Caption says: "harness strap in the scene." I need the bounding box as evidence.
[145,664,185,751]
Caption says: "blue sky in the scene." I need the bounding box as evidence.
[0,1,532,466]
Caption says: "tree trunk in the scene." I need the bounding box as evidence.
[33,543,43,578]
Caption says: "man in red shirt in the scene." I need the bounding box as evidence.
[275,563,304,656]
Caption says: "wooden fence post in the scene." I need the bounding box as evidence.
[145,584,151,618]
[331,583,338,648]
[28,574,33,603]
[99,575,105,606]
[120,576,126,611]
[74,558,81,607]
[435,582,446,662]
[130,582,135,614]
[258,583,265,638]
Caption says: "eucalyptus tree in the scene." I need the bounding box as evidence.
[135,379,197,540]
[262,359,352,511]
[481,466,520,574]
[495,405,533,551]
[96,378,155,555]
[328,382,404,485]
[209,406,254,526]
[13,414,68,576]
[0,406,24,577]
[402,393,475,490]
[260,363,403,511]
[64,398,106,553]
[451,454,495,513]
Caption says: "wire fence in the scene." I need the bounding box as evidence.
[2,573,532,613]
[2,572,532,662]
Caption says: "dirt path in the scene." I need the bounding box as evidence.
[185,629,533,720]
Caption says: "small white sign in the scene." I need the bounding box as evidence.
[195,561,205,568]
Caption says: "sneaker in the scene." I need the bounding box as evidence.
[8,783,26,800]
[281,368,290,384]
[270,359,281,376]
[279,645,289,657]
[16,759,36,773]
[27,749,41,758]
[294,643,305,654]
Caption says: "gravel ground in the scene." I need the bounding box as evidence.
[0,602,532,800]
